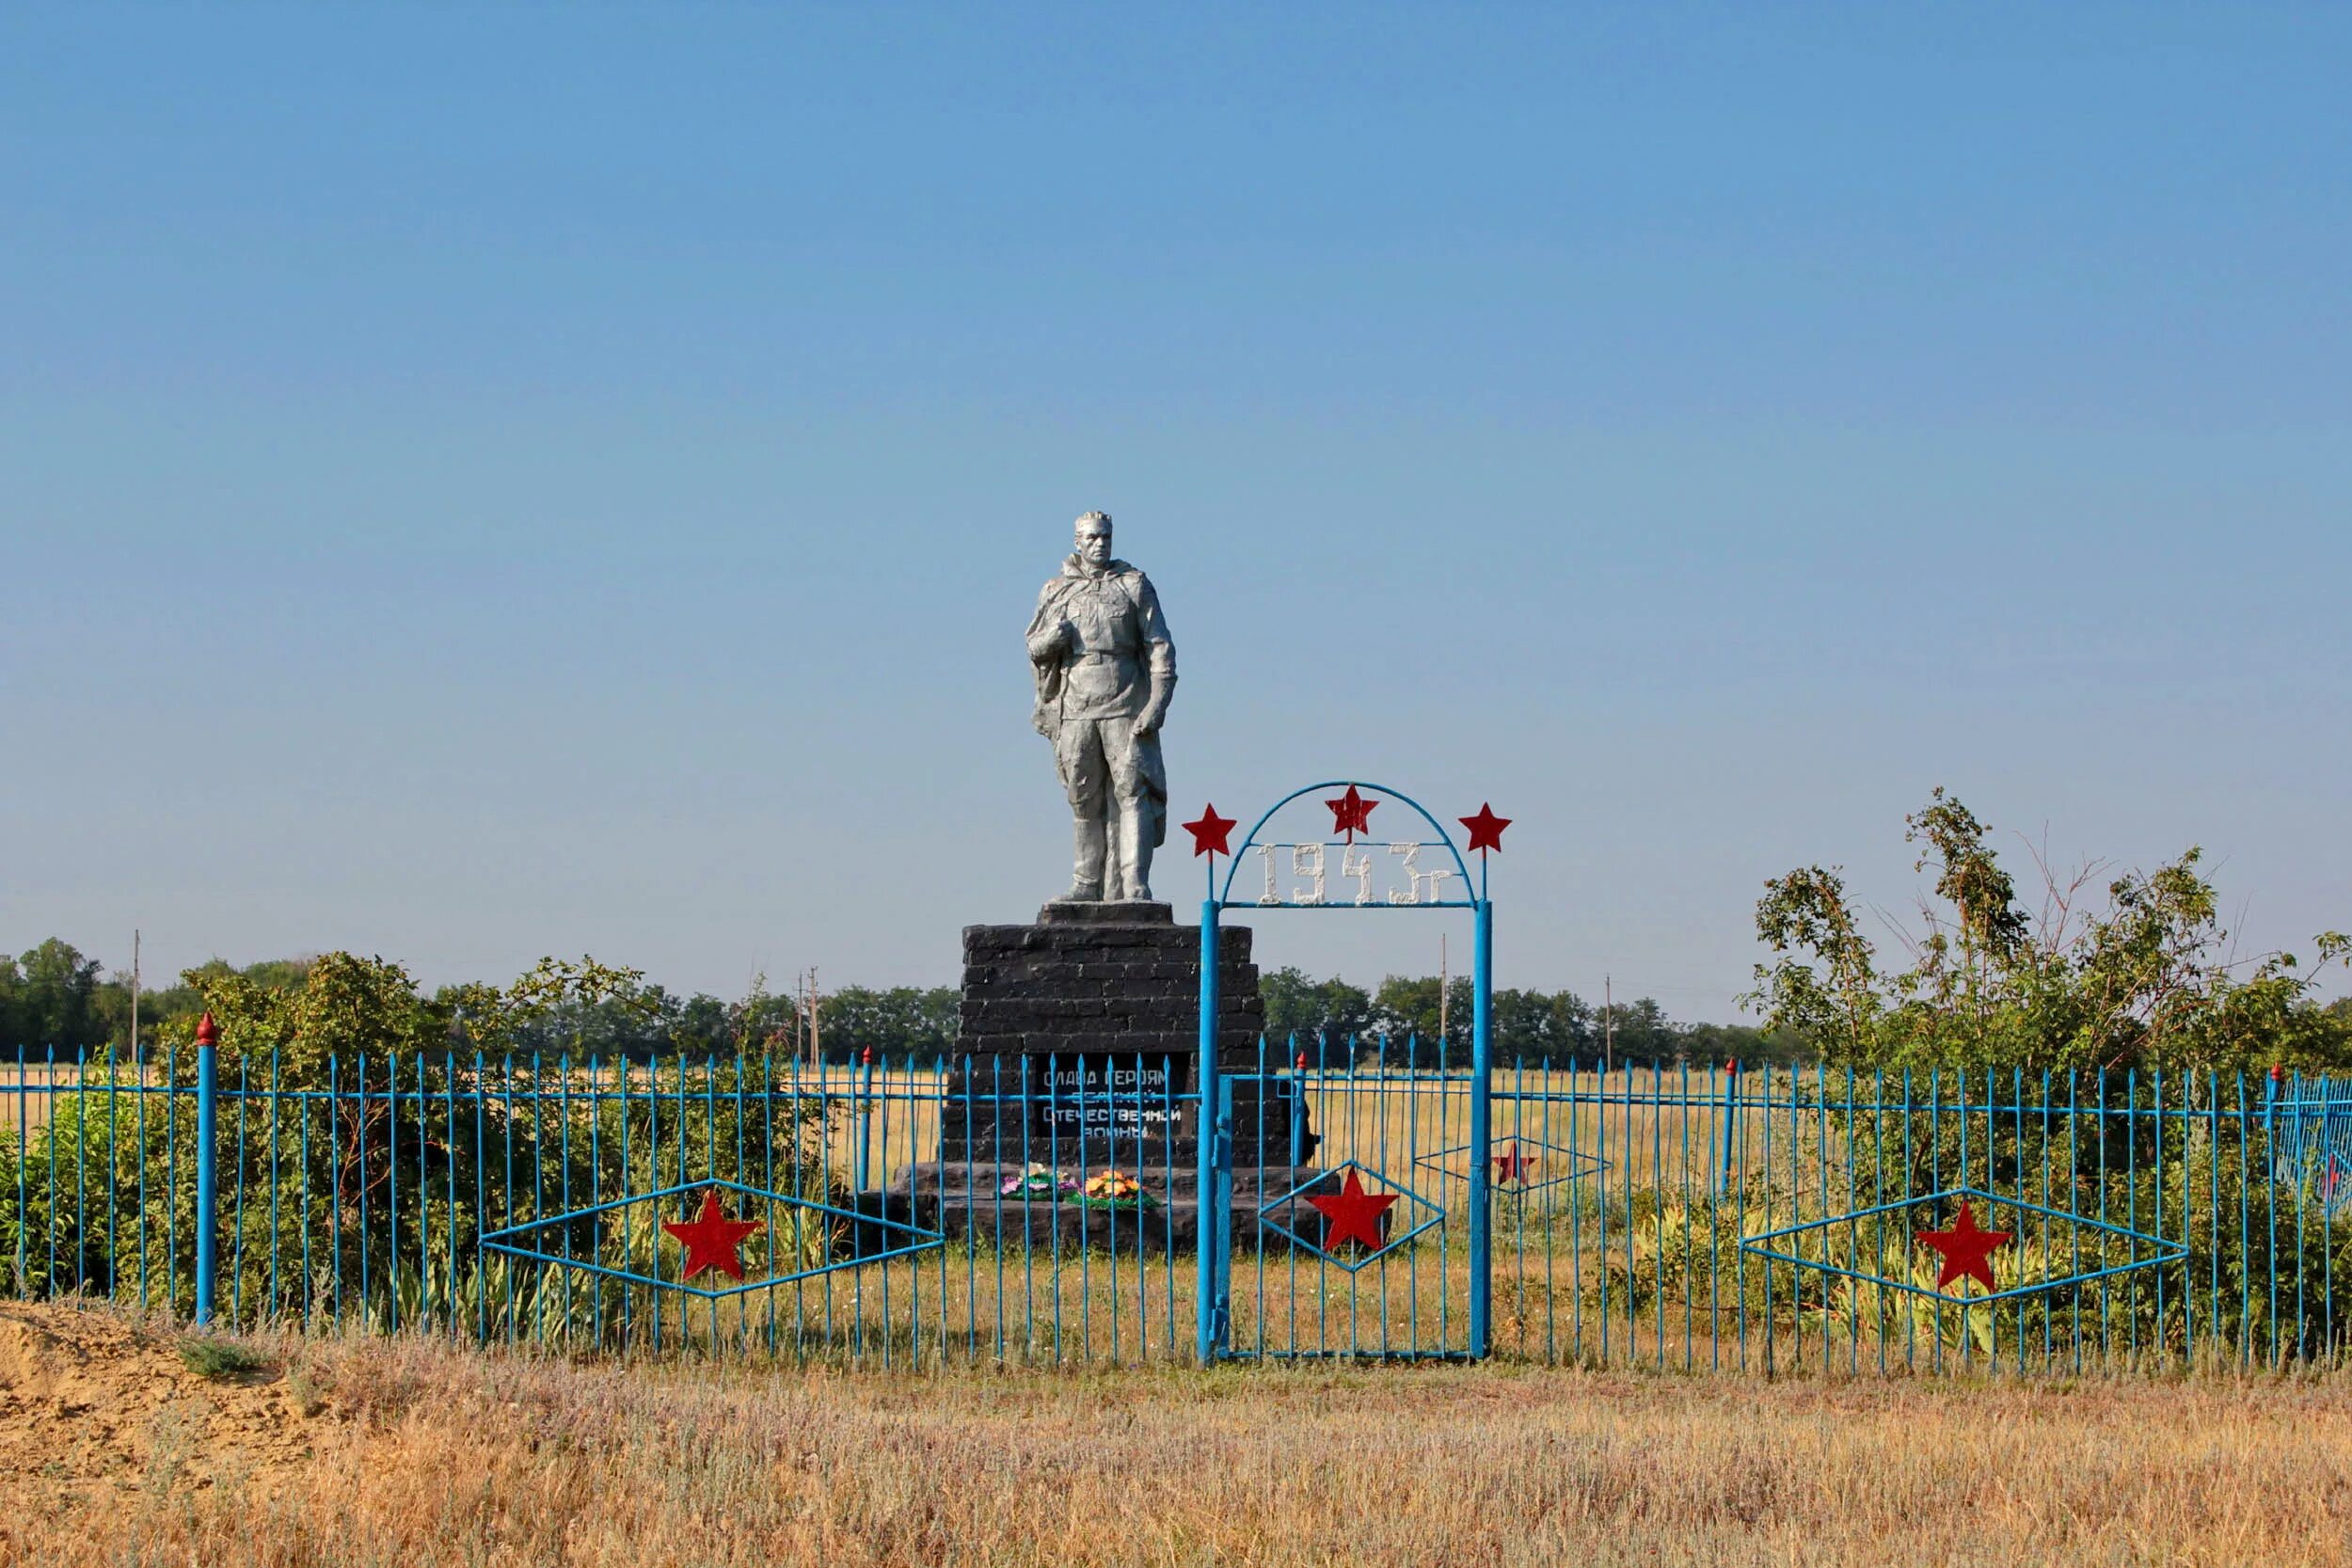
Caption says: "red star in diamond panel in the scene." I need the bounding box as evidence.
[1915,1200,2012,1294]
[1306,1169,1399,1252]
[662,1188,765,1282]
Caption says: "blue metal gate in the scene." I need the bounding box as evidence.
[1190,779,1498,1361]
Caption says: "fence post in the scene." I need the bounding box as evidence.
[1467,898,1493,1359]
[193,1010,219,1326]
[854,1047,874,1191]
[1716,1059,1740,1196]
[1291,1048,1308,1167]
[1196,898,1222,1364]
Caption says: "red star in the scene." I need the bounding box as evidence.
[1183,803,1238,858]
[1306,1169,1399,1253]
[1493,1142,1536,1184]
[1325,784,1377,842]
[1915,1200,2011,1294]
[661,1188,764,1283]
[1459,803,1511,853]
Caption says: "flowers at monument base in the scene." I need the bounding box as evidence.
[1072,1167,1156,1211]
[1000,1163,1078,1199]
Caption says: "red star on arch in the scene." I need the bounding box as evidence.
[1459,803,1511,853]
[662,1188,765,1283]
[1183,803,1237,858]
[1325,784,1377,842]
[1915,1200,2011,1294]
[1306,1169,1399,1253]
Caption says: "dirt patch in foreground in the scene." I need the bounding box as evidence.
[5,1306,2352,1566]
[0,1304,326,1501]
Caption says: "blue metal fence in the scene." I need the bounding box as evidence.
[8,1041,2350,1370]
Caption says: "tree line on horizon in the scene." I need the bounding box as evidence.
[1258,967,1777,1067]
[0,937,1759,1068]
[6,788,2346,1072]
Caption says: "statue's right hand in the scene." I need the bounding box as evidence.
[1026,620,1073,660]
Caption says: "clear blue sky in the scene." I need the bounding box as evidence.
[5,5,2347,1019]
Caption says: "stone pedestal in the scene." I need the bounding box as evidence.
[938,902,1300,1165]
[957,901,1260,1061]
[853,903,1322,1252]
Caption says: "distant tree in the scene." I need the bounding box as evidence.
[1369,974,1470,1061]
[818,985,959,1063]
[166,951,446,1083]
[1261,967,1375,1059]
[1601,996,1675,1061]
[0,940,110,1052]
[1745,788,2352,1071]
[1678,1019,1791,1068]
[1488,987,1596,1066]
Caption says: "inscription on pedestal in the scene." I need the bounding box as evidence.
[1036,1055,1186,1136]
[940,910,1283,1163]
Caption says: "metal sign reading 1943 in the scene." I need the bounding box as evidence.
[1182,780,1509,1362]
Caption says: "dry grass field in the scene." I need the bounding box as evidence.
[5,1301,2350,1567]
[835,1064,1759,1192]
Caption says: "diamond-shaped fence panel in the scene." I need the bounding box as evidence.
[1255,1160,1445,1274]
[1415,1136,1605,1197]
[1739,1185,2187,1312]
[481,1178,944,1304]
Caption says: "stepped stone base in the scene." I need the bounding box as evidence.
[853,1161,1362,1259]
[943,905,1311,1167]
[956,902,1263,1064]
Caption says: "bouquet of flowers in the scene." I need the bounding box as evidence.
[999,1163,1077,1200]
[1071,1168,1156,1212]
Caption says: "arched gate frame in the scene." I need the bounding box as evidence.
[1193,781,1495,1363]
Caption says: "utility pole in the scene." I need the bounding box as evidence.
[1437,935,1449,1060]
[809,966,821,1068]
[130,928,141,1069]
[1603,973,1614,1078]
[793,971,807,1063]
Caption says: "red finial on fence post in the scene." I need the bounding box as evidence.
[1296,1051,1308,1072]
[861,1046,873,1067]
[192,1009,221,1324]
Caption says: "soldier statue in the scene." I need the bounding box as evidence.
[1026,511,1175,903]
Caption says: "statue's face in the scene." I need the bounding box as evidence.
[1075,515,1113,569]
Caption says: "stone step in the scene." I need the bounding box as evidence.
[848,1165,1393,1259]
[882,1161,1344,1202]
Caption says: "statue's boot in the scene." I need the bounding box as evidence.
[1059,817,1106,902]
[1115,798,1154,902]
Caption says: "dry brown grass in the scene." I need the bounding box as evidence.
[6,1302,2351,1567]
